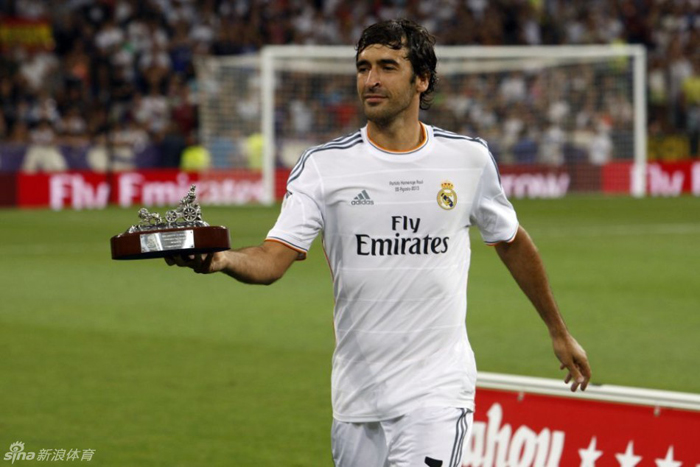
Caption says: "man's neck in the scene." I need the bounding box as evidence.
[367,119,425,152]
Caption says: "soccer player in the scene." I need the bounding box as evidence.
[166,19,591,467]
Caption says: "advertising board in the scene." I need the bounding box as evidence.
[465,373,700,467]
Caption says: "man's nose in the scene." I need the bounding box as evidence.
[365,69,380,88]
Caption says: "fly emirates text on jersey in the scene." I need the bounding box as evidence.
[355,215,450,256]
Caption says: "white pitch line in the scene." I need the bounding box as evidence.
[0,243,107,256]
[528,223,700,238]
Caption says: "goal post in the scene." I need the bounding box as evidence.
[197,44,647,203]
[431,45,647,197]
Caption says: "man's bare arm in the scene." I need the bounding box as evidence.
[165,240,300,285]
[494,225,592,391]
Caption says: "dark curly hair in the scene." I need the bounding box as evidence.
[355,19,438,110]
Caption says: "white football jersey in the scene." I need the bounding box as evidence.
[267,124,519,422]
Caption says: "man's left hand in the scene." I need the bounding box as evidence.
[552,334,591,392]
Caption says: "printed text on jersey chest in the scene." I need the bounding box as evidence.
[389,179,424,193]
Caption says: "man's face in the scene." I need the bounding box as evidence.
[356,44,428,125]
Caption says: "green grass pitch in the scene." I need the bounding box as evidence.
[0,196,698,466]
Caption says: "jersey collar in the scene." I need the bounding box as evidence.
[362,122,433,161]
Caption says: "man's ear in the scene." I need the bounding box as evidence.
[416,73,429,93]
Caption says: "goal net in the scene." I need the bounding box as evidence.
[196,45,646,204]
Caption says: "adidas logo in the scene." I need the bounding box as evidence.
[351,190,374,206]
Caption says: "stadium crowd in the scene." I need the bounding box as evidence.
[0,0,698,166]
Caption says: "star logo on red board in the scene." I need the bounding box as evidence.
[576,439,687,467]
[578,437,603,467]
[655,446,682,467]
[615,442,642,467]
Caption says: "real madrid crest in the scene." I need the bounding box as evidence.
[437,181,457,210]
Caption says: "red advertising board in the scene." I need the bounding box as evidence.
[0,173,17,207]
[17,172,110,209]
[464,376,700,467]
[111,170,263,207]
[9,161,700,210]
[16,170,264,209]
[603,160,700,196]
[646,161,700,196]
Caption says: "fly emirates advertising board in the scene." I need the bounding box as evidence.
[9,161,700,210]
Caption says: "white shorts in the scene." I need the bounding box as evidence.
[331,407,473,467]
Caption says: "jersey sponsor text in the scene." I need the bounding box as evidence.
[355,215,449,256]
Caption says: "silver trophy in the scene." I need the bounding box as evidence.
[111,185,230,260]
[127,185,209,233]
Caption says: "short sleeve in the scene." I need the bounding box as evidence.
[469,150,519,245]
[266,155,324,259]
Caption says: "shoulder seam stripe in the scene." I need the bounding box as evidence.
[487,150,502,184]
[288,138,363,184]
[289,136,362,180]
[289,133,362,178]
[434,133,470,141]
[432,129,499,183]
[330,130,362,144]
[433,131,488,149]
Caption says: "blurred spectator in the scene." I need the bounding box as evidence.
[168,76,197,137]
[138,42,172,86]
[180,134,211,171]
[540,124,566,166]
[133,87,169,140]
[29,119,56,146]
[589,124,614,165]
[289,91,314,136]
[26,90,61,126]
[505,72,528,104]
[110,119,148,152]
[19,50,59,94]
[190,16,218,53]
[108,117,148,170]
[8,121,30,144]
[94,17,124,57]
[62,40,92,93]
[22,120,66,172]
[682,56,700,157]
[159,121,187,168]
[169,20,195,73]
[512,128,539,164]
[57,106,89,145]
[648,56,670,130]
[0,110,6,138]
[15,0,48,19]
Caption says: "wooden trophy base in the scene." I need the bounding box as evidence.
[111,226,230,260]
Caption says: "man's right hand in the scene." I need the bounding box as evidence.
[164,251,227,274]
[164,241,299,285]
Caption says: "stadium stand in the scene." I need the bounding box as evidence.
[0,0,698,160]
